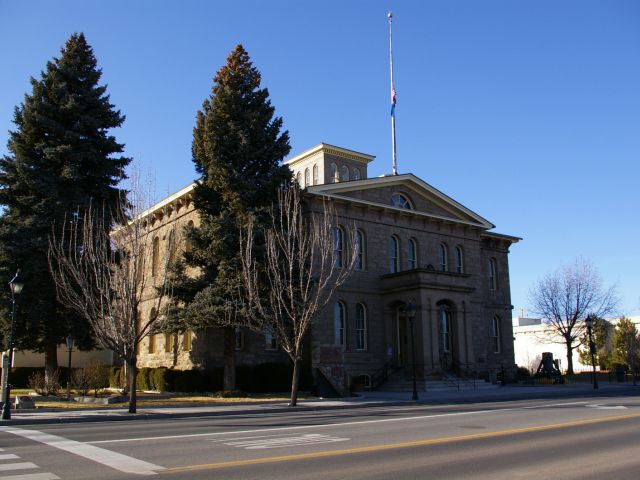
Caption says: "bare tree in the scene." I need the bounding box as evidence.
[529,258,618,374]
[48,175,177,413]
[241,185,357,406]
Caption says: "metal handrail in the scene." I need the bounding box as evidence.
[367,359,401,390]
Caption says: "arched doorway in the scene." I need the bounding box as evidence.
[436,301,456,371]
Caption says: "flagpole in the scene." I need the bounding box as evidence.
[388,12,398,176]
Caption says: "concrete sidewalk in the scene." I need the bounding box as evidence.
[2,383,638,426]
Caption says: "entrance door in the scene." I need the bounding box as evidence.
[438,305,454,370]
[397,313,409,366]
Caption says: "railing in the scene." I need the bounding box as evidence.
[367,359,401,390]
[442,361,479,391]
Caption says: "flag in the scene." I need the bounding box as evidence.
[391,86,397,116]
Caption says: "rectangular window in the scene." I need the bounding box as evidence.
[235,327,244,350]
[355,304,367,350]
[148,334,156,354]
[164,333,173,353]
[265,326,277,350]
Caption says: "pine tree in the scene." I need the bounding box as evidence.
[0,33,130,377]
[166,45,291,389]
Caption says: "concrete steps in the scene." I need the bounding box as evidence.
[375,369,499,393]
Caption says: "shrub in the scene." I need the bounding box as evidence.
[109,366,126,392]
[27,369,61,396]
[8,367,42,388]
[84,361,110,396]
[72,368,91,396]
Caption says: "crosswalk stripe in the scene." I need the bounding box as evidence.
[0,427,164,476]
[0,473,60,480]
[0,456,19,461]
[0,464,37,472]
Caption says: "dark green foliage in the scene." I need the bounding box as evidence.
[7,367,44,388]
[0,33,130,367]
[136,367,153,391]
[578,317,614,370]
[114,364,307,394]
[164,45,290,336]
[108,366,125,390]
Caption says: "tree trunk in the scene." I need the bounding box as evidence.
[128,355,137,414]
[223,327,236,391]
[289,356,301,407]
[565,339,574,375]
[44,343,59,384]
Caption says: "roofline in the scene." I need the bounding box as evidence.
[481,231,522,243]
[308,174,495,229]
[137,181,196,219]
[284,143,376,166]
[305,191,490,229]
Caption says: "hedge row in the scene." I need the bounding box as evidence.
[110,362,312,393]
[5,362,312,393]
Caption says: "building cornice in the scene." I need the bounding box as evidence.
[284,143,375,167]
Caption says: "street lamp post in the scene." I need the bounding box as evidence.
[66,335,74,401]
[585,315,599,390]
[1,271,24,420]
[405,301,418,401]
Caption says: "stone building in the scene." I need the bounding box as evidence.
[136,143,520,392]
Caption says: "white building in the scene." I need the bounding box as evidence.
[513,315,640,372]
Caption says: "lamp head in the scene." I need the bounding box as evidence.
[66,335,74,350]
[9,270,23,296]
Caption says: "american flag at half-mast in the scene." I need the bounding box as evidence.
[391,85,397,116]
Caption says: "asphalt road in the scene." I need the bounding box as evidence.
[1,394,639,479]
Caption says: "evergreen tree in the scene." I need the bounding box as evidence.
[613,317,640,372]
[165,45,291,390]
[0,33,130,376]
[578,317,614,370]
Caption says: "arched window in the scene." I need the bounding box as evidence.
[136,246,145,285]
[167,231,176,265]
[148,308,157,353]
[355,229,365,270]
[151,236,160,277]
[334,302,345,346]
[330,163,339,183]
[355,303,367,350]
[340,165,349,182]
[492,315,501,353]
[439,243,448,272]
[304,168,310,188]
[390,193,412,209]
[389,236,399,273]
[407,238,418,269]
[455,246,464,274]
[296,171,302,185]
[312,164,319,185]
[333,227,344,268]
[489,258,497,290]
[352,168,361,181]
[439,306,452,353]
[185,220,195,253]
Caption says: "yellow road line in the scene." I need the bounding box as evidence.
[164,412,640,473]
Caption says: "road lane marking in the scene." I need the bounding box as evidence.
[163,412,640,473]
[0,456,19,461]
[0,474,60,480]
[90,401,588,444]
[585,404,627,410]
[224,434,349,450]
[0,464,37,472]
[0,428,164,476]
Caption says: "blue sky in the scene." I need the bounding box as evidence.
[1,0,639,316]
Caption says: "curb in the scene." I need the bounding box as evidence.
[2,385,638,427]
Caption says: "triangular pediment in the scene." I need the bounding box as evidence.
[307,174,494,229]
